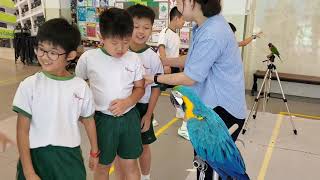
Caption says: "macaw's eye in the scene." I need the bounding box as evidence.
[172,91,183,98]
[171,91,184,104]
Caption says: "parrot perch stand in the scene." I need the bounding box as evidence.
[193,124,240,180]
[242,55,298,135]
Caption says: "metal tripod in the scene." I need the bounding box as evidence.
[242,55,298,135]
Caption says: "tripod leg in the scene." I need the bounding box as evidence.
[264,70,273,112]
[253,99,260,119]
[242,69,270,134]
[274,70,298,135]
[262,70,270,112]
[256,70,271,119]
[262,78,267,112]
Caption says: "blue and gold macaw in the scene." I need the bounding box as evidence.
[170,86,249,180]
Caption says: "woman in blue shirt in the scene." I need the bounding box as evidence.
[144,0,247,179]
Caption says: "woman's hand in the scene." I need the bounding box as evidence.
[144,75,154,86]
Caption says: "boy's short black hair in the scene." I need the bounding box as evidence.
[228,22,237,32]
[99,8,134,38]
[195,0,221,17]
[37,18,80,53]
[169,7,182,21]
[127,4,156,24]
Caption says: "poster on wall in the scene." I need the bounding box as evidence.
[78,22,87,37]
[86,0,93,6]
[180,27,190,45]
[77,0,85,6]
[159,3,168,19]
[109,0,115,6]
[153,20,167,31]
[76,0,175,47]
[150,32,160,43]
[96,24,101,39]
[169,0,176,8]
[86,23,97,37]
[100,0,108,7]
[86,7,97,22]
[93,0,100,7]
[115,2,124,8]
[77,7,87,21]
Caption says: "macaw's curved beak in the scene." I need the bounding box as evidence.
[170,91,185,114]
[170,91,184,109]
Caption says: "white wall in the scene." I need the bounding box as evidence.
[222,0,249,56]
[44,0,71,20]
[243,0,320,98]
[222,0,248,15]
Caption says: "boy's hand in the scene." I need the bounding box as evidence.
[160,57,169,65]
[141,114,152,133]
[25,173,41,180]
[89,156,99,171]
[109,99,130,116]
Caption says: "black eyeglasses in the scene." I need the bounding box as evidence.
[34,47,67,61]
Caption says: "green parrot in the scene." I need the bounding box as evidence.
[268,43,281,60]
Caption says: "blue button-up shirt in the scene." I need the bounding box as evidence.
[184,15,246,119]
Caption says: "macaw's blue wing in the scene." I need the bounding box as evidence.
[187,111,249,180]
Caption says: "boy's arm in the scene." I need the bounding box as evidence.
[238,36,254,47]
[79,84,98,170]
[81,118,98,153]
[16,114,40,179]
[158,46,172,74]
[141,87,161,132]
[158,30,168,61]
[80,118,99,170]
[109,79,145,116]
[158,45,167,60]
[127,79,145,107]
[238,32,263,47]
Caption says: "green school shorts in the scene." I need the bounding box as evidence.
[136,103,157,145]
[17,145,86,180]
[94,107,143,165]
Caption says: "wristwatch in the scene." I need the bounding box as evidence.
[154,73,162,84]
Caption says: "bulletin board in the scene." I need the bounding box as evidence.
[76,0,170,43]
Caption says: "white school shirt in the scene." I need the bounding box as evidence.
[12,72,95,149]
[157,28,181,58]
[75,48,145,115]
[130,47,164,104]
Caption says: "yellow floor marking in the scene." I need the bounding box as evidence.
[155,118,179,137]
[257,114,283,180]
[109,117,179,175]
[280,112,320,120]
[161,92,170,97]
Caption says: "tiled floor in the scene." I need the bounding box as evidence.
[0,58,319,180]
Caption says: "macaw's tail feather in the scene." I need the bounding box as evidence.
[237,173,250,180]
